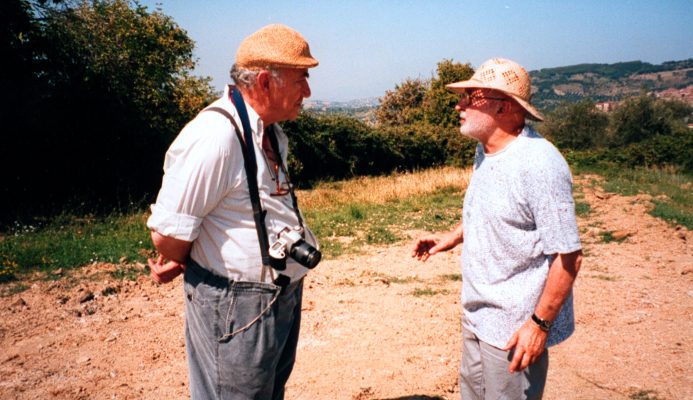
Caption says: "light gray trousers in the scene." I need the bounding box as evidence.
[183,260,303,400]
[460,327,548,400]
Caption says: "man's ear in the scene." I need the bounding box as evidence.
[256,70,272,93]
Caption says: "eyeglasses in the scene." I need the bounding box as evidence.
[459,92,510,107]
[270,163,291,197]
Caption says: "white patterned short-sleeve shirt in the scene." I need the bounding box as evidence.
[461,127,581,348]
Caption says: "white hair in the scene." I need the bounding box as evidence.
[229,64,283,89]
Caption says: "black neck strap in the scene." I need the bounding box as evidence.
[203,87,304,267]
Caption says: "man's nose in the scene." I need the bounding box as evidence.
[302,81,311,98]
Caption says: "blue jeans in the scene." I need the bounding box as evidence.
[184,260,303,400]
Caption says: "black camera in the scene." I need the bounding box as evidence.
[269,226,321,270]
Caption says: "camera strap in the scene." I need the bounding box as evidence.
[203,86,303,285]
[203,90,271,283]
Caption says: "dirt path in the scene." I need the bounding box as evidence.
[1,176,691,400]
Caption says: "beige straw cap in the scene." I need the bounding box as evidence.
[446,58,543,121]
[236,24,319,69]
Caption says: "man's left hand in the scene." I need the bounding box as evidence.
[503,319,548,373]
[148,255,185,284]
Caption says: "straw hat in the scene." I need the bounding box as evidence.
[446,58,543,121]
[236,24,319,69]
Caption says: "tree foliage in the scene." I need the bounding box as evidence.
[542,99,609,150]
[540,94,692,172]
[1,0,216,225]
[375,78,428,126]
[422,59,474,127]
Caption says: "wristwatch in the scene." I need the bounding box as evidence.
[531,313,552,332]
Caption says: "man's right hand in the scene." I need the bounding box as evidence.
[411,237,441,262]
[411,223,464,262]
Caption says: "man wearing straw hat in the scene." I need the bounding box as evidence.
[412,58,582,399]
[146,24,319,399]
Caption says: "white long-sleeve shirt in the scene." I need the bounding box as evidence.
[147,85,318,283]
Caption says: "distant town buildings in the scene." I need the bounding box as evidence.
[654,85,693,106]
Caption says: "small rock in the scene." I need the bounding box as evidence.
[594,191,612,200]
[676,231,686,241]
[11,298,27,308]
[611,230,632,241]
[52,268,64,276]
[77,356,91,364]
[119,256,128,264]
[79,291,95,303]
[101,286,119,296]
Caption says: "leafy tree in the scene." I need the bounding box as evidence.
[1,0,216,225]
[422,59,474,127]
[540,99,609,150]
[375,78,428,126]
[607,93,684,146]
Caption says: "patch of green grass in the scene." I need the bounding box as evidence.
[412,287,450,296]
[304,186,463,258]
[110,265,145,281]
[578,165,692,229]
[0,212,154,276]
[574,200,592,217]
[440,273,462,281]
[598,230,627,244]
[629,390,661,400]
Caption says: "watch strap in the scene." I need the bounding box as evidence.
[531,313,552,332]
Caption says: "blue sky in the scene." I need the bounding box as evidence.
[139,0,692,102]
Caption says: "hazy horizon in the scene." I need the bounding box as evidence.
[139,0,693,102]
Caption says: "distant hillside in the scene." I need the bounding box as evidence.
[303,97,379,124]
[530,59,693,111]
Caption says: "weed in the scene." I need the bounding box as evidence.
[575,201,592,217]
[440,273,462,281]
[629,390,661,400]
[412,287,450,296]
[599,231,627,244]
[366,226,399,245]
[110,265,144,281]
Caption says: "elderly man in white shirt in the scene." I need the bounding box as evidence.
[146,24,319,400]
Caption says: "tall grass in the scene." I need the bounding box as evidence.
[297,166,472,209]
[301,167,472,257]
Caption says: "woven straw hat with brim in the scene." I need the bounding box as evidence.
[236,24,319,70]
[446,58,543,121]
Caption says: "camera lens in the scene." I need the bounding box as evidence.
[290,241,322,269]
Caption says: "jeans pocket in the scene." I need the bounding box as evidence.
[218,282,281,343]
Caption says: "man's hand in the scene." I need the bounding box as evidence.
[503,319,548,373]
[148,255,185,284]
[411,236,441,262]
[411,223,464,262]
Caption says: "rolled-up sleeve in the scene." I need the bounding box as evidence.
[147,114,236,241]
